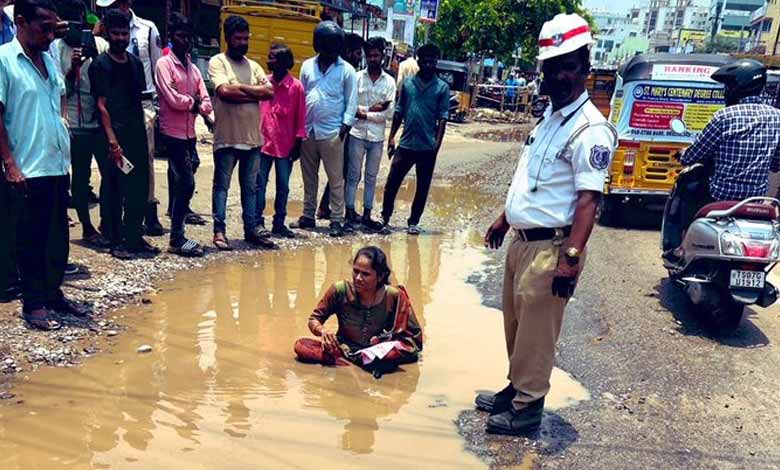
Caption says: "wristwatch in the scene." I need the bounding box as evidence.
[564,247,581,265]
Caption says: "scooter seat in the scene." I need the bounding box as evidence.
[695,200,779,221]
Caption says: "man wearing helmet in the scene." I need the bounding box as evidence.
[665,59,780,256]
[478,13,617,435]
[295,21,358,238]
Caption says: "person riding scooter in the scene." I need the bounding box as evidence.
[663,59,780,262]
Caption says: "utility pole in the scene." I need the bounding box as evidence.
[711,0,728,43]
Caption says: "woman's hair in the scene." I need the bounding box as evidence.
[354,246,391,286]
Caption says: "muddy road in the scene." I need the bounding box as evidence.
[3,122,780,469]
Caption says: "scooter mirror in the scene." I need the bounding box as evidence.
[670,118,687,135]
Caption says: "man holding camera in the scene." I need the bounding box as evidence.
[52,0,110,249]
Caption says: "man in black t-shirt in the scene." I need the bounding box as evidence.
[89,9,158,259]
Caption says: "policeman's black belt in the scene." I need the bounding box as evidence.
[516,226,572,242]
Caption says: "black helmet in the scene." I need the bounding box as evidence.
[313,21,344,55]
[711,59,767,95]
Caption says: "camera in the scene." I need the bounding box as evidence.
[64,22,98,60]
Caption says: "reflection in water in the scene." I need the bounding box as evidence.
[0,231,588,470]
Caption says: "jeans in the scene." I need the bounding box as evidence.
[346,137,383,211]
[101,126,150,249]
[381,147,437,226]
[256,153,293,228]
[165,135,198,245]
[71,130,108,235]
[16,175,69,312]
[167,141,200,216]
[212,147,260,236]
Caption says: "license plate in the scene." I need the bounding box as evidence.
[729,270,765,289]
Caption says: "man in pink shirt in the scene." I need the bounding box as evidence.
[257,43,306,238]
[155,13,212,256]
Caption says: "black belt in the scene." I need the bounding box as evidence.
[515,226,572,242]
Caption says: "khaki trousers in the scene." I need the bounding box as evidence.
[143,102,157,202]
[502,233,586,410]
[301,135,345,224]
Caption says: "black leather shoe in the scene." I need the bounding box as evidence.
[330,221,345,238]
[475,382,515,414]
[291,216,316,230]
[485,398,545,436]
[0,284,21,303]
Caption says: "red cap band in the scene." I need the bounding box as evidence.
[538,25,591,47]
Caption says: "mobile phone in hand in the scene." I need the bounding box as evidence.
[119,156,134,175]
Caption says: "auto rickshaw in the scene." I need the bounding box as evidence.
[587,68,617,117]
[600,53,734,225]
[436,60,471,122]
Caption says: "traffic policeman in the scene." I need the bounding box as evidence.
[96,0,164,235]
[476,13,617,435]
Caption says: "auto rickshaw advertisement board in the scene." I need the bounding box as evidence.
[613,81,725,143]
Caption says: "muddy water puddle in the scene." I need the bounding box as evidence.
[0,232,588,470]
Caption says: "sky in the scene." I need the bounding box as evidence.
[582,0,648,15]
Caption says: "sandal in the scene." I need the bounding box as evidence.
[84,232,112,249]
[169,239,205,258]
[23,308,61,331]
[213,233,233,251]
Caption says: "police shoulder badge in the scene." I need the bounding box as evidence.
[589,145,611,170]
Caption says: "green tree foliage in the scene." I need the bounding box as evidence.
[429,0,591,62]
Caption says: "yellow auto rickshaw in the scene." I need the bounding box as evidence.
[436,60,471,122]
[600,53,733,224]
[587,67,617,117]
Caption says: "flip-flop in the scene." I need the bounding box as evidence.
[23,310,61,331]
[213,233,233,251]
[169,239,205,258]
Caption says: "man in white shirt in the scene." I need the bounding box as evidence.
[96,0,163,235]
[477,13,616,436]
[346,37,395,232]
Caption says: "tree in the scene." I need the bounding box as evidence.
[699,36,741,54]
[429,0,591,64]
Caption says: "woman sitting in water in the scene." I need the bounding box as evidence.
[294,246,423,374]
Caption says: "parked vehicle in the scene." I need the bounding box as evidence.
[436,60,471,122]
[601,53,734,225]
[586,67,617,117]
[219,0,320,78]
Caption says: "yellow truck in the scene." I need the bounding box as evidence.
[219,0,321,77]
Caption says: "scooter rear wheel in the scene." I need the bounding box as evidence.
[699,300,743,335]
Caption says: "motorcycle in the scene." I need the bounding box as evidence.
[661,120,780,333]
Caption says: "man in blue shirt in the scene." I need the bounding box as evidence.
[381,43,449,235]
[0,0,89,329]
[0,0,17,304]
[294,21,357,237]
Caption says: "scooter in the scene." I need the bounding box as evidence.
[661,167,780,333]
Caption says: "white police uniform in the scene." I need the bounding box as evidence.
[505,91,616,229]
[490,14,617,422]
